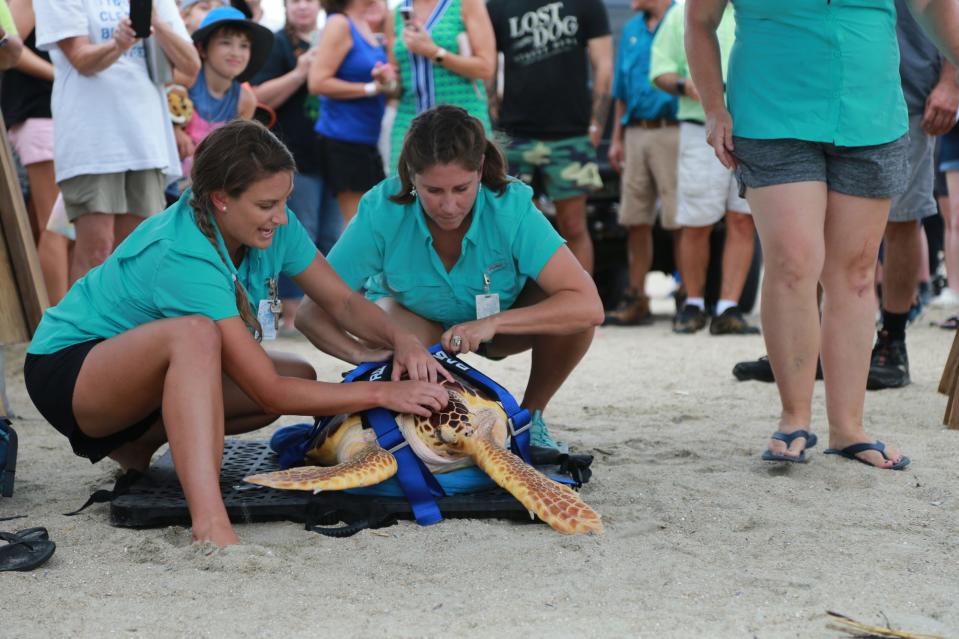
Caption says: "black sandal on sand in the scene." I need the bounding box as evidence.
[0,530,55,572]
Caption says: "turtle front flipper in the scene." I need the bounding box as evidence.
[463,436,603,535]
[244,442,398,493]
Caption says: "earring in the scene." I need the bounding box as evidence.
[410,188,417,198]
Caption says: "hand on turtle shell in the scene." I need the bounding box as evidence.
[391,334,453,383]
[379,380,449,417]
[441,318,496,355]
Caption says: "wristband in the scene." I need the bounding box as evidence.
[433,47,447,64]
[363,81,378,97]
[676,78,686,96]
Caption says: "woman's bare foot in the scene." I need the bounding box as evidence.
[192,518,239,547]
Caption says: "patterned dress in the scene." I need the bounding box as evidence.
[390,0,491,171]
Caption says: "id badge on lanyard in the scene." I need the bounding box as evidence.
[257,277,282,340]
[475,272,500,320]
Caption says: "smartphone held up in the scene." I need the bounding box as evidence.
[130,0,153,39]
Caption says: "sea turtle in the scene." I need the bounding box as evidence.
[244,377,603,535]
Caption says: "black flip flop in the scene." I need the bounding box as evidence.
[0,531,56,571]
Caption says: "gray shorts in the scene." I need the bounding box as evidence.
[733,133,910,201]
[888,115,936,222]
[59,169,166,221]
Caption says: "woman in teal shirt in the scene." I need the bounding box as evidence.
[687,0,959,469]
[297,106,605,448]
[24,120,450,547]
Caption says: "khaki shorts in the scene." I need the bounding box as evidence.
[59,169,166,221]
[677,122,750,228]
[618,124,679,229]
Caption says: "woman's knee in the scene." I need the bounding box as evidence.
[725,212,755,238]
[822,247,880,296]
[765,243,823,290]
[168,316,222,360]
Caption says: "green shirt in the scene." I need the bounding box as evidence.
[0,0,17,36]
[727,0,907,145]
[28,191,318,355]
[650,2,737,123]
[328,177,565,329]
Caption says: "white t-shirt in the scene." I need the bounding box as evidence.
[34,0,189,183]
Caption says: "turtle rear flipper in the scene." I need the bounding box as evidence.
[464,436,603,535]
[244,443,398,493]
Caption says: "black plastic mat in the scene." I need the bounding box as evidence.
[110,440,592,533]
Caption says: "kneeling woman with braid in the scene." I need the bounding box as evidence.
[296,106,605,450]
[24,120,449,547]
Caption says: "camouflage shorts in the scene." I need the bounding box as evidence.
[497,133,603,201]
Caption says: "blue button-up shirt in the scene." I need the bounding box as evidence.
[612,8,678,124]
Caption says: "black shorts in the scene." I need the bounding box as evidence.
[24,340,160,463]
[318,135,385,195]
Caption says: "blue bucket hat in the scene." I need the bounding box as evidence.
[191,6,274,83]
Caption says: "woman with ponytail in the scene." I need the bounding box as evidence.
[24,120,450,547]
[298,105,605,452]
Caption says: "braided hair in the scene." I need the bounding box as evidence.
[189,119,296,340]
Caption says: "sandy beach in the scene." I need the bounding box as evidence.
[2,299,958,638]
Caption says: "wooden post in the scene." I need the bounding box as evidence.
[0,111,49,341]
[940,329,959,429]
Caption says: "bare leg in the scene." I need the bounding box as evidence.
[719,211,756,303]
[111,351,318,471]
[943,172,959,294]
[678,225,712,298]
[38,232,71,305]
[745,182,827,458]
[336,192,364,225]
[882,220,923,313]
[25,160,57,241]
[71,213,116,284]
[553,195,593,274]
[114,213,146,248]
[820,192,904,467]
[73,317,229,545]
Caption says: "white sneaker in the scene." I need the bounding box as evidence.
[931,288,959,309]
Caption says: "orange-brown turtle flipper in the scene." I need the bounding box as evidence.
[244,443,398,493]
[462,435,603,535]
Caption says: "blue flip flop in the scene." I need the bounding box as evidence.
[761,430,818,463]
[824,441,910,470]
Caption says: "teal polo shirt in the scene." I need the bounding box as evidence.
[328,177,565,329]
[728,0,907,146]
[28,190,318,355]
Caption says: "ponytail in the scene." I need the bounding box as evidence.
[391,105,509,204]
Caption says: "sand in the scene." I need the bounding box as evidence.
[2,301,957,638]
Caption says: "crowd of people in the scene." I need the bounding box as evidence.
[4,0,959,544]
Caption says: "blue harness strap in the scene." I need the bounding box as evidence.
[427,345,533,465]
[364,408,445,526]
[290,345,534,525]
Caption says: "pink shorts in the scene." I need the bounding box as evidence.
[7,118,55,166]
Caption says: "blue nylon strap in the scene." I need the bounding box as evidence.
[427,345,533,464]
[365,408,445,526]
[295,346,533,522]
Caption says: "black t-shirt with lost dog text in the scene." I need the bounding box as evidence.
[487,0,611,139]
